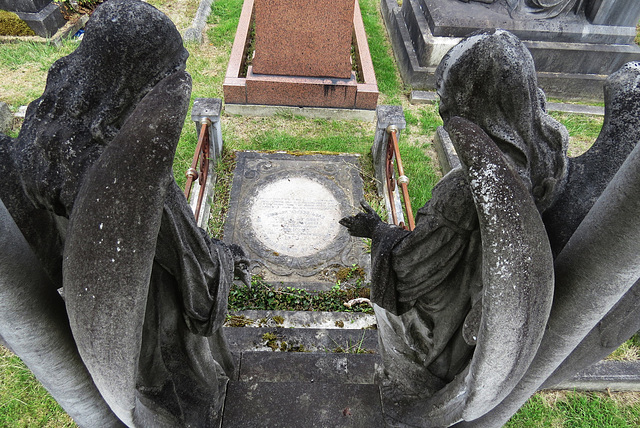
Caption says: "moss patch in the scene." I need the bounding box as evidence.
[0,11,36,37]
[226,314,254,327]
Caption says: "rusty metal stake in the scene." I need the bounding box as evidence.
[386,125,415,231]
[385,131,399,226]
[184,119,211,223]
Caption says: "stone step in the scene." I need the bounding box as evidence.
[549,360,640,392]
[223,310,640,393]
[219,354,640,427]
[226,309,376,330]
[409,90,606,116]
[221,381,385,427]
[234,351,380,384]
[224,325,379,354]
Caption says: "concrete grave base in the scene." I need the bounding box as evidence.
[224,103,376,121]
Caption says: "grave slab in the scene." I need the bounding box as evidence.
[226,309,376,330]
[224,152,368,290]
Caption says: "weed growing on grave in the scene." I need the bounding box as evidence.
[330,331,374,354]
[207,147,237,239]
[228,276,373,314]
[261,332,307,352]
[54,0,104,17]
[335,264,366,284]
[226,314,255,327]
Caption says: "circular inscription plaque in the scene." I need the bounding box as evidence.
[250,177,342,258]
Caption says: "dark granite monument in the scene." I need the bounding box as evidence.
[381,0,640,100]
[341,30,640,426]
[0,1,247,426]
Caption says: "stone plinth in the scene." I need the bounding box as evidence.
[244,67,359,108]
[223,152,368,290]
[253,0,354,79]
[587,0,640,27]
[0,0,66,38]
[223,0,378,112]
[381,0,640,101]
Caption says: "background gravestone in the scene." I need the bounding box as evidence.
[0,102,11,133]
[223,0,379,112]
[252,0,354,79]
[381,0,640,101]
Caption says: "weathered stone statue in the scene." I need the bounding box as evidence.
[0,1,248,427]
[341,30,640,427]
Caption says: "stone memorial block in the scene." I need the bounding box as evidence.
[223,0,378,112]
[252,0,355,78]
[224,152,368,289]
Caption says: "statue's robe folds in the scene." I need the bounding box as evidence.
[369,169,480,398]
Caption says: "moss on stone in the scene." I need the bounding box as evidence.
[0,11,36,37]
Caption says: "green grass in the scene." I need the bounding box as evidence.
[207,0,244,48]
[551,112,603,141]
[0,40,77,72]
[0,40,79,107]
[0,347,76,427]
[507,391,640,427]
[550,111,604,158]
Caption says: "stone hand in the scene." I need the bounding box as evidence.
[230,244,252,287]
[339,200,382,238]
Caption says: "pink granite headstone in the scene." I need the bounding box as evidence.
[252,0,355,79]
